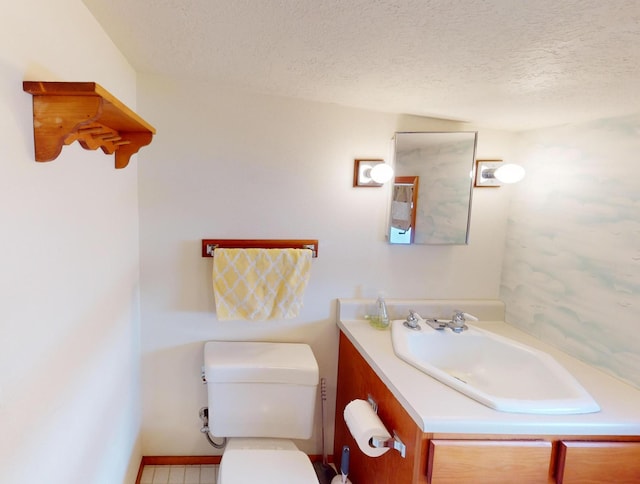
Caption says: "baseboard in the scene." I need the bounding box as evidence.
[142,455,222,466]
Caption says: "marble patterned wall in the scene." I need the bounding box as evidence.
[501,114,640,389]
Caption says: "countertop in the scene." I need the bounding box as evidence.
[337,312,640,436]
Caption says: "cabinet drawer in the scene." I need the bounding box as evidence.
[427,440,552,484]
[557,441,640,483]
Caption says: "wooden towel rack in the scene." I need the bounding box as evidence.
[202,239,319,258]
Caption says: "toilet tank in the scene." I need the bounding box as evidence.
[204,341,319,439]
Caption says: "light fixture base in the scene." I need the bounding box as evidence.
[474,159,503,187]
[354,159,386,187]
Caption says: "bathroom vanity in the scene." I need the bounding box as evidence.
[333,299,640,484]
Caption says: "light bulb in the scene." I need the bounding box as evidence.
[494,163,525,184]
[369,163,394,183]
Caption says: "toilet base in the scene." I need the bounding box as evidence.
[218,438,320,484]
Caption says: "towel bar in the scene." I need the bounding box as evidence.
[201,239,318,258]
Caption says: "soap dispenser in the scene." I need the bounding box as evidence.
[368,296,390,330]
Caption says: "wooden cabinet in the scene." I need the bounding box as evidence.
[428,440,552,483]
[333,331,428,484]
[557,441,640,483]
[334,330,640,484]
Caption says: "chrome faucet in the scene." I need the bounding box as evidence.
[403,310,448,331]
[402,310,477,332]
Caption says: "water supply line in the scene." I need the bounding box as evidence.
[199,407,227,449]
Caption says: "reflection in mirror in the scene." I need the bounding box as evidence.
[390,132,477,245]
[389,176,419,244]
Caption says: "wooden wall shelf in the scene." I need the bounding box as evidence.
[23,81,156,169]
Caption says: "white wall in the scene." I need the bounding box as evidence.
[502,114,640,389]
[136,74,514,456]
[0,1,142,483]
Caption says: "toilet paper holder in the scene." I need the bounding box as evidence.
[369,432,406,458]
[366,395,406,458]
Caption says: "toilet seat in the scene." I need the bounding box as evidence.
[219,445,319,484]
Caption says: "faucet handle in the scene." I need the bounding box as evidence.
[403,310,422,330]
[448,310,479,333]
[452,310,478,322]
[449,310,470,333]
[452,310,465,324]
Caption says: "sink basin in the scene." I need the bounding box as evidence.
[391,319,600,414]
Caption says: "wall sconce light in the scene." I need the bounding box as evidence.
[353,159,394,187]
[475,159,526,187]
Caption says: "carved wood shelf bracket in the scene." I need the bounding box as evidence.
[23,81,156,169]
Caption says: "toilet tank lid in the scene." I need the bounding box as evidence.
[204,341,319,385]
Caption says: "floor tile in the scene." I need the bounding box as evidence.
[168,465,185,484]
[184,465,201,484]
[140,466,155,484]
[152,465,170,484]
[200,465,217,484]
[141,464,219,484]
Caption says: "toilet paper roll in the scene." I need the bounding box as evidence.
[343,399,391,457]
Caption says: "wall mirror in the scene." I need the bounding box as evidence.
[389,132,477,245]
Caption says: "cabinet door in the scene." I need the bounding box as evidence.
[333,332,428,484]
[557,441,640,483]
[427,440,552,484]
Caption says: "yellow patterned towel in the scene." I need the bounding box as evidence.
[212,248,312,320]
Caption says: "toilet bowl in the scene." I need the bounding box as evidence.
[204,341,320,484]
[218,438,319,484]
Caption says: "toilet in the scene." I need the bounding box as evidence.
[204,341,320,484]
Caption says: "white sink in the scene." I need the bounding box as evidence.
[391,319,600,415]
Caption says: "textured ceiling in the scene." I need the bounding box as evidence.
[83,0,640,130]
